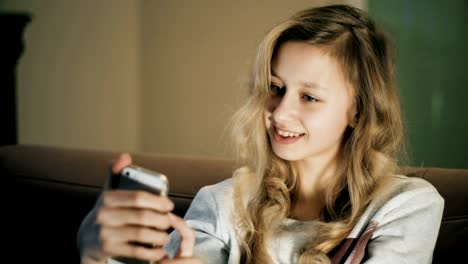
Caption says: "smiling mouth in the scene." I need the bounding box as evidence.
[272,127,305,144]
[275,127,306,138]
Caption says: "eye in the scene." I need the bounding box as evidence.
[270,84,285,96]
[302,94,318,102]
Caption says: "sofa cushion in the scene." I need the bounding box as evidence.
[1,144,466,263]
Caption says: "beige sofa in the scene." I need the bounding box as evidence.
[1,144,466,263]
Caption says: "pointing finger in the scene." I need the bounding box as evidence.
[169,213,195,258]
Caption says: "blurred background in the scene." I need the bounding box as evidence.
[1,0,466,169]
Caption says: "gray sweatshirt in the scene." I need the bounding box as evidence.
[78,175,444,264]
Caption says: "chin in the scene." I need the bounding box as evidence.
[272,148,304,161]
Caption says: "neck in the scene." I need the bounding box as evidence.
[289,151,340,220]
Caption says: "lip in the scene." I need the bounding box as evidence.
[272,127,305,144]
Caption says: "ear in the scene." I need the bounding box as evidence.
[349,113,358,128]
[348,103,358,128]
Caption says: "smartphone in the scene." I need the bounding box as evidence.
[111,165,169,196]
[109,165,169,264]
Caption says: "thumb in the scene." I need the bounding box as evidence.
[111,152,133,174]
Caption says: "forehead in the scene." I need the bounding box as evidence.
[271,41,352,93]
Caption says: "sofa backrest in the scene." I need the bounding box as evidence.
[1,144,466,263]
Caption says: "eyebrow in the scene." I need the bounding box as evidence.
[271,74,326,91]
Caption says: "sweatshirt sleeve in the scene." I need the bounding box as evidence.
[77,193,113,264]
[364,180,444,264]
[165,185,230,263]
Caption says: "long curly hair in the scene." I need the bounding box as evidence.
[228,4,405,263]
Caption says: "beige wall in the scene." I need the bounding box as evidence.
[1,0,141,152]
[2,0,364,157]
[141,0,365,157]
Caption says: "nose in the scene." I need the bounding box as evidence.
[270,92,299,124]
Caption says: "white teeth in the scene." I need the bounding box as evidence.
[276,128,303,137]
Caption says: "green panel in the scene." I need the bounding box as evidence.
[369,0,468,169]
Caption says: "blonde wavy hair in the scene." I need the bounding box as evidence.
[228,4,405,263]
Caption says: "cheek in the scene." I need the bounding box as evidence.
[265,97,280,113]
[304,105,349,133]
[263,111,272,128]
[264,98,278,126]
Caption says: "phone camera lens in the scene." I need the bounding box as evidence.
[125,172,129,176]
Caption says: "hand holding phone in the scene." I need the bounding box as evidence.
[92,154,198,264]
[96,154,173,263]
[109,165,171,264]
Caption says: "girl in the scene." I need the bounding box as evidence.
[78,4,444,264]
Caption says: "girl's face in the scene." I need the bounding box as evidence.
[264,41,356,163]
